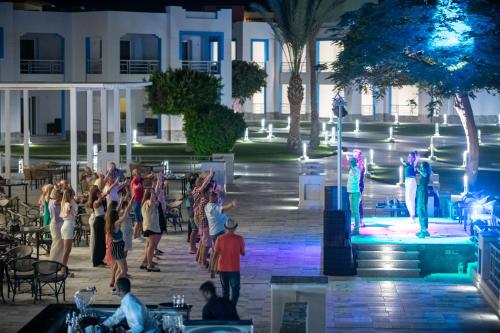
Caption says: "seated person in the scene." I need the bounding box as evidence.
[102,277,159,333]
[200,281,239,321]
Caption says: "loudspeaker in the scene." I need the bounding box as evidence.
[323,246,354,276]
[324,186,349,211]
[323,210,351,247]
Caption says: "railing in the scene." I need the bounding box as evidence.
[253,61,266,70]
[281,61,306,72]
[120,59,159,74]
[281,103,306,114]
[20,59,64,74]
[252,103,265,114]
[361,105,374,116]
[181,60,220,74]
[391,105,418,116]
[489,242,500,297]
[86,59,102,74]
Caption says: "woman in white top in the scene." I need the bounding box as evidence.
[141,189,161,272]
[60,188,78,272]
[48,188,64,263]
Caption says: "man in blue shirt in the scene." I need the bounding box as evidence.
[103,277,159,333]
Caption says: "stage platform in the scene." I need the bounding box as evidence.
[349,217,475,277]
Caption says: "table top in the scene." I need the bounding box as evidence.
[1,182,28,186]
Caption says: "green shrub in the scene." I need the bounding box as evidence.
[184,105,246,155]
[145,69,222,116]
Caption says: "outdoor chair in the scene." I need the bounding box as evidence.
[0,258,6,303]
[6,257,37,302]
[33,260,68,303]
[23,167,46,190]
[4,245,33,260]
[165,200,184,232]
[75,213,91,246]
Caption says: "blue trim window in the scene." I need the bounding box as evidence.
[0,27,4,59]
[250,39,268,114]
[179,31,224,61]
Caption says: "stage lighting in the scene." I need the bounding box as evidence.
[267,124,274,139]
[301,142,308,160]
[354,119,360,134]
[244,128,250,142]
[260,118,265,131]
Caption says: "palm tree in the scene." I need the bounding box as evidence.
[251,1,314,152]
[306,0,345,149]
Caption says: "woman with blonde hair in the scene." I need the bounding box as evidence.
[39,184,54,227]
[141,189,161,272]
[60,188,78,274]
[48,187,64,263]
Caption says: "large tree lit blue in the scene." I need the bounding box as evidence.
[329,0,500,185]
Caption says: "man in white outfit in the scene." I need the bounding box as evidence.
[400,152,418,222]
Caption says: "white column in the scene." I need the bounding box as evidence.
[100,89,107,153]
[113,88,120,164]
[4,91,11,179]
[23,90,29,166]
[86,90,93,167]
[70,88,78,191]
[125,88,132,166]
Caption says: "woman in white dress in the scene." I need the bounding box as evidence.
[60,188,78,274]
[48,188,64,263]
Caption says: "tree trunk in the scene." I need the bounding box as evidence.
[454,93,479,187]
[308,37,320,149]
[287,73,304,153]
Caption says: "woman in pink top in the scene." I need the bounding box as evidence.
[60,188,78,274]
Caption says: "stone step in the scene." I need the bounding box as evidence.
[357,259,420,269]
[354,243,419,252]
[357,250,419,260]
[357,268,421,277]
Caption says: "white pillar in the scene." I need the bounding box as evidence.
[125,88,132,166]
[70,88,78,191]
[86,90,93,167]
[113,88,120,165]
[4,91,11,179]
[100,89,107,153]
[23,90,29,167]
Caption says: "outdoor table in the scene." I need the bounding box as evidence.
[1,182,28,204]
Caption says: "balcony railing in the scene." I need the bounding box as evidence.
[281,103,306,114]
[86,59,102,74]
[252,103,265,114]
[361,104,374,116]
[281,61,306,72]
[391,105,418,116]
[181,60,220,74]
[120,59,159,74]
[20,59,64,74]
[253,61,266,70]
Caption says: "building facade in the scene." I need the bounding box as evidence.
[0,2,232,141]
[0,1,498,145]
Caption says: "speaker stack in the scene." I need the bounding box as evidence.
[323,186,355,276]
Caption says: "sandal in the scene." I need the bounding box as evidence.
[147,266,160,272]
[140,264,147,270]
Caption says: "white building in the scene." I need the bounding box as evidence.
[233,2,499,124]
[0,2,232,142]
[0,0,498,146]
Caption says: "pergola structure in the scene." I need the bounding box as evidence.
[0,82,152,190]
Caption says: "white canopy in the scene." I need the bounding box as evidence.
[0,82,152,190]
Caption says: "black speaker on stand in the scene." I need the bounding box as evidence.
[323,186,355,276]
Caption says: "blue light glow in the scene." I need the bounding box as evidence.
[431,0,473,49]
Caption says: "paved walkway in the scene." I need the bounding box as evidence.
[1,158,499,332]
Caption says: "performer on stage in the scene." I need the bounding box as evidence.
[347,157,361,235]
[353,149,365,227]
[400,152,418,223]
[416,161,432,238]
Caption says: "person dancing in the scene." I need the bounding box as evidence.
[416,161,432,238]
[400,152,418,222]
[353,150,365,227]
[347,157,361,235]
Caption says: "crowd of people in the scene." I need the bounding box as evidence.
[346,149,432,238]
[36,161,245,324]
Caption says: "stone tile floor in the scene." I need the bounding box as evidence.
[1,153,499,332]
